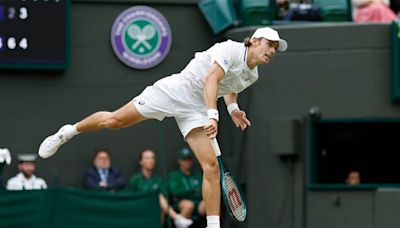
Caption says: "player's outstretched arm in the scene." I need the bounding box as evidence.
[204,62,225,138]
[223,93,251,130]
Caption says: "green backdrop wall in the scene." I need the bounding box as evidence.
[1,0,400,227]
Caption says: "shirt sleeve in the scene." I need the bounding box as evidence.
[107,169,125,191]
[209,41,237,73]
[6,178,21,190]
[39,178,47,189]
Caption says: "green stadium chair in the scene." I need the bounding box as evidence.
[198,0,239,34]
[313,0,353,21]
[241,0,278,26]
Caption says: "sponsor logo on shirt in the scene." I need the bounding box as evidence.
[133,99,146,105]
[153,184,159,190]
[111,6,172,69]
[191,179,199,186]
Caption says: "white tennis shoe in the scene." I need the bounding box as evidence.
[174,214,193,228]
[38,124,75,159]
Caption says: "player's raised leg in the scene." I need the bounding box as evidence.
[185,127,221,228]
[38,101,146,159]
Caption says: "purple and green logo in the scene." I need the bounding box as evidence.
[111,6,172,69]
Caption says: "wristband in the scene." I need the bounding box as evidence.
[207,109,219,121]
[227,103,239,116]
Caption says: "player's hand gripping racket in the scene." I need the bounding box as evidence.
[210,138,247,222]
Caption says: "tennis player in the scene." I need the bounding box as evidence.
[38,27,287,228]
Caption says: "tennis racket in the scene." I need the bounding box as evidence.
[210,138,247,222]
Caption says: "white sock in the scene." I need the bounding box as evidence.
[71,123,80,136]
[207,215,220,228]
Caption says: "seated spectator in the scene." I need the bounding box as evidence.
[84,149,125,191]
[354,0,397,23]
[169,148,206,221]
[283,1,323,22]
[0,148,12,189]
[125,149,193,228]
[6,154,47,190]
[346,170,361,185]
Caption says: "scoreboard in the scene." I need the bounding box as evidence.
[0,0,69,69]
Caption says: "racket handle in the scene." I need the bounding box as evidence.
[211,138,222,156]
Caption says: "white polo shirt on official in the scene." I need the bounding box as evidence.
[133,40,258,137]
[6,172,47,190]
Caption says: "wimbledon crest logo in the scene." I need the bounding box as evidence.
[111,6,172,69]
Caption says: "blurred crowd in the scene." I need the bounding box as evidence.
[277,0,399,23]
[0,147,204,228]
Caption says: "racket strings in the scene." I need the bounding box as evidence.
[224,173,246,221]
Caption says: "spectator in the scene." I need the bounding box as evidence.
[346,170,361,185]
[125,149,193,228]
[0,148,12,189]
[169,148,206,221]
[84,149,125,191]
[353,0,397,23]
[6,154,47,190]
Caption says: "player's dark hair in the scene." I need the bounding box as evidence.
[243,37,251,47]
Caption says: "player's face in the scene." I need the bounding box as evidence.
[255,38,277,64]
[140,150,156,170]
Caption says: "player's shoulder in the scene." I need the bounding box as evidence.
[215,39,243,50]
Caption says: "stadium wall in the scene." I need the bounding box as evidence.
[0,0,398,227]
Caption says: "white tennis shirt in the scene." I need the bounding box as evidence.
[153,40,259,105]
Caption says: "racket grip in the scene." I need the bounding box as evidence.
[211,138,222,156]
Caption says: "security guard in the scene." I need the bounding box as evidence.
[168,148,205,220]
[125,149,193,228]
[6,154,47,190]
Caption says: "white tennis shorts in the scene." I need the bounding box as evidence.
[132,75,208,138]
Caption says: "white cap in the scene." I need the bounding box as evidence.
[18,154,37,162]
[251,27,288,52]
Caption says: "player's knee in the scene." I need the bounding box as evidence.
[202,159,219,181]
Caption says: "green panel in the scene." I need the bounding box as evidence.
[0,189,54,228]
[241,0,277,25]
[52,188,162,228]
[0,188,161,228]
[313,0,352,21]
[198,0,238,34]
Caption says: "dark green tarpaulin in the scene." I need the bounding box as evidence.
[0,188,161,228]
